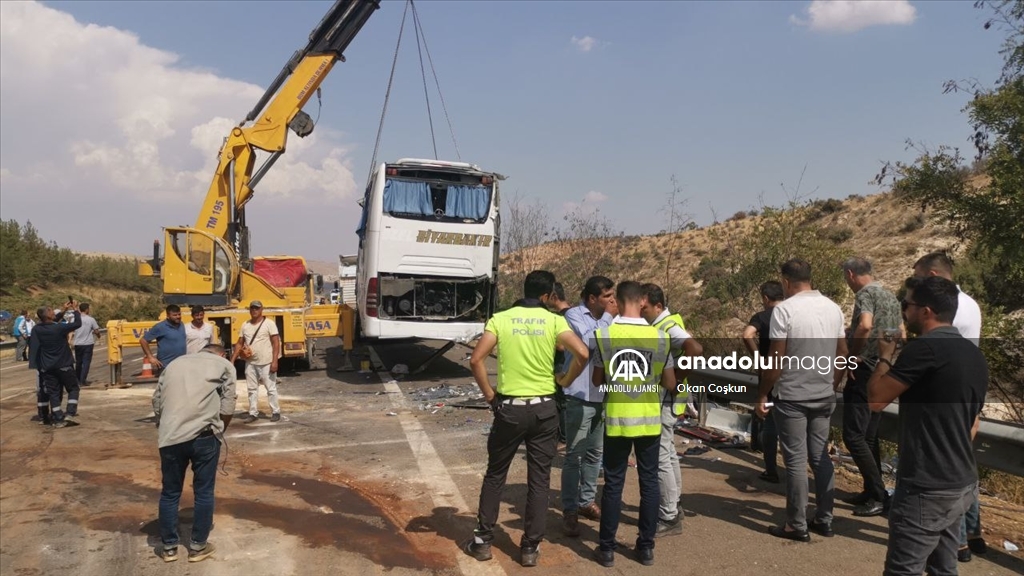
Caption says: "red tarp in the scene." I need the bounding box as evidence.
[253,258,307,288]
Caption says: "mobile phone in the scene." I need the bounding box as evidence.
[67,295,74,303]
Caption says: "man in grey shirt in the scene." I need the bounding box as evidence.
[757,258,848,542]
[73,303,101,386]
[152,343,237,563]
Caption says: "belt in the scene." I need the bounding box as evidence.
[501,396,553,406]
[198,427,216,438]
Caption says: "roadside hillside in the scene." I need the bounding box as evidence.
[502,190,957,324]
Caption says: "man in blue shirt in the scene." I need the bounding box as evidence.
[141,305,188,372]
[560,275,617,537]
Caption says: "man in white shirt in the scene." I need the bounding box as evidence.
[912,253,981,343]
[185,306,214,355]
[229,301,281,423]
[912,252,986,561]
[757,258,848,542]
[73,303,102,386]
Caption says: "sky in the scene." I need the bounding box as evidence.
[0,0,1006,262]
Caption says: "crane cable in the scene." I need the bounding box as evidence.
[366,0,409,185]
[411,1,437,159]
[366,0,461,185]
[410,0,461,161]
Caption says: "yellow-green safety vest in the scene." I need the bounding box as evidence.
[653,312,689,415]
[596,323,670,437]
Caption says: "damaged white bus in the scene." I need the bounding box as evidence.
[355,158,503,343]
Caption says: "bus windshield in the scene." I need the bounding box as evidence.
[382,176,492,224]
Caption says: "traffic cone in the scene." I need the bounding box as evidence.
[140,362,155,378]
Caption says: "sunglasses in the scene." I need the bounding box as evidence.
[901,299,926,312]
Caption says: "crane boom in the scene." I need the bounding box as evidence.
[195,0,380,266]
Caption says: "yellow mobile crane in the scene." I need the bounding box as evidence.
[106,0,380,384]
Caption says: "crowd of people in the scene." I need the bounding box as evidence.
[463,251,990,574]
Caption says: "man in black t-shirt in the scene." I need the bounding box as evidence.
[868,276,988,576]
[742,281,783,483]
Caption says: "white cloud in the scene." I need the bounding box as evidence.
[0,1,357,208]
[790,1,917,33]
[562,191,607,214]
[570,35,598,53]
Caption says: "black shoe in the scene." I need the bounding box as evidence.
[968,537,987,555]
[768,525,810,542]
[30,414,41,422]
[957,547,972,563]
[593,547,615,567]
[853,500,885,517]
[463,539,492,561]
[563,511,580,537]
[759,470,780,483]
[243,414,258,424]
[843,491,871,506]
[655,518,683,537]
[809,520,834,538]
[520,546,538,567]
[634,546,654,566]
[270,413,281,422]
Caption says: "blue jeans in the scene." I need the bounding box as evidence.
[560,397,603,512]
[159,434,220,550]
[600,434,660,551]
[959,493,981,546]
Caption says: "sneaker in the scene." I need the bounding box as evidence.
[520,545,539,567]
[271,413,281,422]
[188,542,215,563]
[243,414,258,424]
[159,546,178,562]
[853,500,885,517]
[462,538,492,561]
[957,547,972,563]
[654,518,683,538]
[52,420,68,429]
[563,511,580,537]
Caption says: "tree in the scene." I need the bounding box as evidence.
[661,175,694,289]
[874,0,1024,309]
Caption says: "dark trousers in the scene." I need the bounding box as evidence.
[600,434,660,552]
[843,364,886,501]
[35,373,50,422]
[74,344,94,385]
[475,399,558,548]
[159,434,221,551]
[41,367,80,420]
[884,483,976,576]
[760,409,779,474]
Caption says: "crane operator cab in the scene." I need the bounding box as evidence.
[139,228,237,307]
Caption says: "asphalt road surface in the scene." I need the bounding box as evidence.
[1,338,1021,575]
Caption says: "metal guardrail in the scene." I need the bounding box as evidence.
[687,368,1024,478]
[0,329,108,350]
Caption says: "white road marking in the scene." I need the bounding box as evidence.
[257,438,408,454]
[368,346,506,576]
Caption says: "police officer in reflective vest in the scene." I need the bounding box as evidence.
[592,281,677,568]
[464,270,590,568]
[640,283,703,537]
